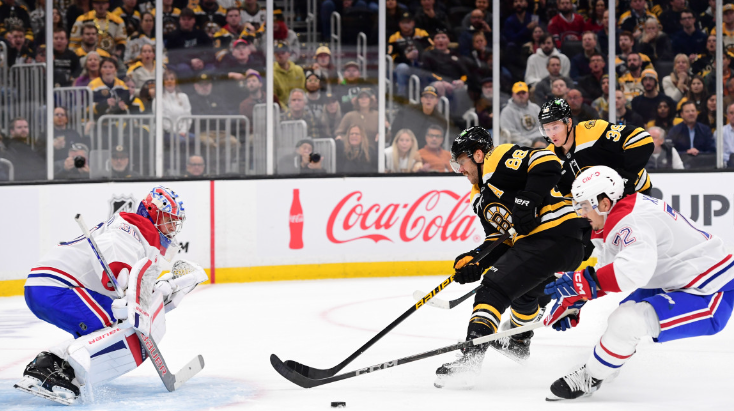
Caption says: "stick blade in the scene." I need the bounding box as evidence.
[271,354,324,389]
[282,359,335,379]
[169,355,205,391]
[412,290,450,309]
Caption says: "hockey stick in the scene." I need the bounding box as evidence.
[271,307,568,388]
[412,285,483,310]
[75,214,205,392]
[279,230,514,380]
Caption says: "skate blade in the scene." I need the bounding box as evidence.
[14,378,76,406]
[433,374,478,390]
[545,390,596,401]
[487,344,527,365]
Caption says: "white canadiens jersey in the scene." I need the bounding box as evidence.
[25,213,166,298]
[593,193,734,296]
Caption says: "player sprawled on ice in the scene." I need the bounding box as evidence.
[15,186,208,405]
[543,166,734,401]
[434,127,588,388]
[538,98,653,196]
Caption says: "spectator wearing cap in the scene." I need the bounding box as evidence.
[277,138,326,175]
[390,85,448,149]
[164,7,213,78]
[577,52,607,104]
[56,142,90,180]
[525,33,571,88]
[185,155,206,177]
[333,60,372,114]
[671,9,707,59]
[320,92,343,138]
[500,82,542,147]
[608,89,644,126]
[418,124,451,172]
[110,145,140,179]
[533,55,574,104]
[218,38,260,79]
[457,10,491,57]
[414,0,449,38]
[388,12,431,97]
[502,0,539,50]
[710,5,734,55]
[334,88,379,144]
[631,68,675,124]
[239,71,280,125]
[282,88,321,139]
[591,74,610,116]
[273,41,305,108]
[668,100,715,157]
[309,45,338,86]
[190,72,226,116]
[548,0,585,47]
[3,117,45,181]
[304,69,328,121]
[386,0,408,35]
[420,29,468,92]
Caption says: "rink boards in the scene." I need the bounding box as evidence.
[1,173,733,296]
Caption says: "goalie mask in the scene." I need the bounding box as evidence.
[137,186,186,240]
[571,166,625,217]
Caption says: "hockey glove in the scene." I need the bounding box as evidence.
[454,261,484,284]
[544,267,602,303]
[511,191,543,235]
[618,170,639,195]
[544,298,586,331]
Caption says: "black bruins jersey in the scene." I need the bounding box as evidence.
[549,119,653,196]
[470,144,584,246]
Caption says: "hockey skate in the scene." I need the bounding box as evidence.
[487,330,533,364]
[546,365,603,401]
[14,352,80,406]
[434,334,487,389]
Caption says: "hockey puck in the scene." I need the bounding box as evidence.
[330,401,346,408]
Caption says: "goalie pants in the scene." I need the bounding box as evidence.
[468,232,585,338]
[587,287,734,380]
[25,285,116,337]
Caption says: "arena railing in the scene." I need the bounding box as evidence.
[408,74,420,105]
[385,54,394,125]
[95,114,156,177]
[54,86,94,140]
[8,63,45,149]
[304,0,318,58]
[171,115,251,176]
[312,138,336,174]
[0,158,13,181]
[253,103,282,175]
[357,32,367,79]
[438,96,451,150]
[463,109,478,129]
[330,12,342,76]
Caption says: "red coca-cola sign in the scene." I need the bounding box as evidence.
[326,190,477,244]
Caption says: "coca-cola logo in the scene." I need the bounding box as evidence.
[326,190,477,244]
[289,214,303,223]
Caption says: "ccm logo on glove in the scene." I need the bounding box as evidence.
[574,271,586,296]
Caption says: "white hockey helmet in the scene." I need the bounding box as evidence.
[571,166,625,216]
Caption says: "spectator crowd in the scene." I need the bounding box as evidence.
[2,0,734,182]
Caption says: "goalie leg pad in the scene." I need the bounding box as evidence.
[126,258,167,341]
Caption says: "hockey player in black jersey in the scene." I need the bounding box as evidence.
[538,98,654,196]
[434,127,587,388]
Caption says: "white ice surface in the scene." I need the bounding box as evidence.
[1,276,733,410]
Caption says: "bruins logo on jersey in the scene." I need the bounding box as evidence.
[522,114,536,131]
[584,120,596,129]
[483,202,513,234]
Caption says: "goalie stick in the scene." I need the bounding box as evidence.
[278,230,514,380]
[75,214,204,392]
[271,307,569,388]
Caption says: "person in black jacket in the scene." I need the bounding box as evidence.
[52,28,81,87]
[164,7,212,79]
[335,124,377,174]
[420,29,468,92]
[3,118,46,181]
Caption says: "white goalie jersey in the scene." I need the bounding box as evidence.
[592,193,734,296]
[25,212,177,298]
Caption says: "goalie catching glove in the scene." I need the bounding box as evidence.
[155,259,208,312]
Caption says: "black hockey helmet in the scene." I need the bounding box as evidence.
[450,126,493,173]
[538,98,573,144]
[538,98,572,125]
